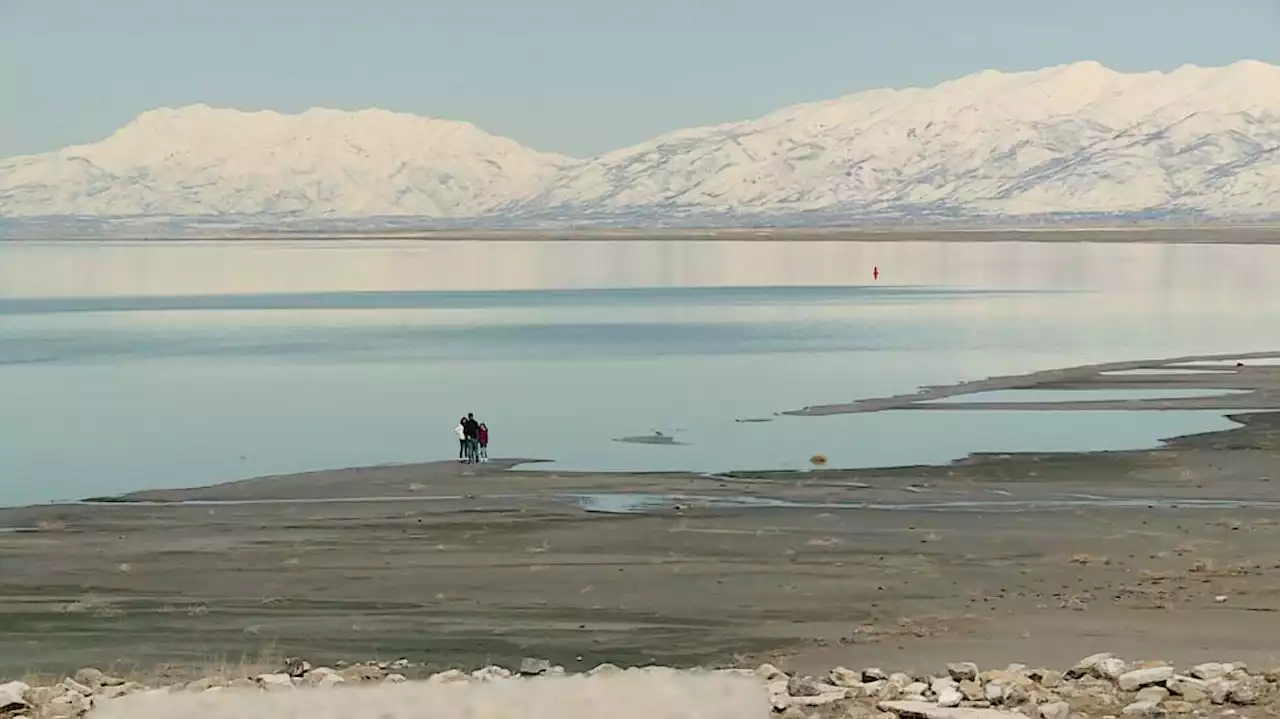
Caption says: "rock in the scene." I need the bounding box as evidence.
[984,682,1005,704]
[389,658,410,670]
[904,681,928,697]
[889,673,914,689]
[831,667,864,688]
[1163,700,1195,714]
[519,657,552,676]
[72,668,123,690]
[428,669,469,684]
[756,663,788,681]
[227,678,257,690]
[938,687,965,707]
[1118,667,1174,692]
[788,676,826,697]
[283,657,311,678]
[1206,678,1230,705]
[255,673,294,692]
[1030,670,1063,689]
[792,690,854,708]
[42,691,88,719]
[778,708,810,719]
[960,680,985,701]
[1038,702,1070,719]
[1227,678,1264,705]
[474,665,516,681]
[339,665,385,683]
[877,682,903,702]
[949,663,980,682]
[1135,687,1169,704]
[1120,700,1160,716]
[1067,654,1112,679]
[1167,677,1207,702]
[59,679,93,698]
[878,699,1022,719]
[864,668,889,682]
[1190,664,1228,681]
[0,682,30,714]
[1002,683,1029,707]
[383,674,407,684]
[301,668,344,688]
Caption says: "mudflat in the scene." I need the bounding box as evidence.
[5,354,1280,681]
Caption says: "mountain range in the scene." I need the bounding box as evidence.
[2,60,1279,226]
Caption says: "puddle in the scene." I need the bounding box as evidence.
[1172,358,1280,367]
[614,433,686,445]
[78,493,514,507]
[535,410,1244,475]
[924,388,1248,404]
[559,492,1280,515]
[1100,368,1234,376]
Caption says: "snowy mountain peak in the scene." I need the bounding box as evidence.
[3,61,1280,224]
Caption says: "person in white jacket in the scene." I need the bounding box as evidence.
[455,418,467,462]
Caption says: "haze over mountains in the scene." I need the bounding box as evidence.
[2,60,1279,227]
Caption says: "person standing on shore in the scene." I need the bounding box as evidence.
[478,422,490,462]
[455,418,468,462]
[463,412,480,463]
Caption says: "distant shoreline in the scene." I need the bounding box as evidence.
[4,224,1280,244]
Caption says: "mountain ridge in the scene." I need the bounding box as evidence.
[3,60,1279,224]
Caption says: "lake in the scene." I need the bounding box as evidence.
[3,238,1280,506]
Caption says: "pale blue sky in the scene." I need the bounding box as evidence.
[3,0,1279,159]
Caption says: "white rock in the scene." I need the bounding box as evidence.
[1206,678,1231,704]
[1038,701,1070,719]
[1190,663,1228,681]
[985,682,1005,703]
[1134,686,1169,703]
[1121,700,1160,716]
[474,665,516,681]
[949,663,980,682]
[301,668,344,688]
[0,681,30,712]
[1068,653,1127,680]
[938,687,965,707]
[383,674,407,684]
[255,674,294,692]
[428,669,470,684]
[1117,667,1173,692]
[830,666,863,688]
[756,663,788,681]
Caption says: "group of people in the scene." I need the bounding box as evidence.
[454,413,490,463]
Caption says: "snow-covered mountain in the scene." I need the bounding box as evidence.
[3,61,1279,224]
[0,106,570,218]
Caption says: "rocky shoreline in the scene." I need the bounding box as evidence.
[4,654,1278,718]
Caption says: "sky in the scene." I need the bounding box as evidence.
[2,0,1279,159]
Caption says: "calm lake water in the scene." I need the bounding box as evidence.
[3,238,1280,506]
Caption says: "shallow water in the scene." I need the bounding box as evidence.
[923,388,1249,404]
[560,492,1280,515]
[4,239,1280,506]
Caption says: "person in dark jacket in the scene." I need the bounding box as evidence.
[462,413,480,463]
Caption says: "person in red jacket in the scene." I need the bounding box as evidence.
[477,422,490,462]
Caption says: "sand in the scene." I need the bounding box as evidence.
[4,352,1280,682]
